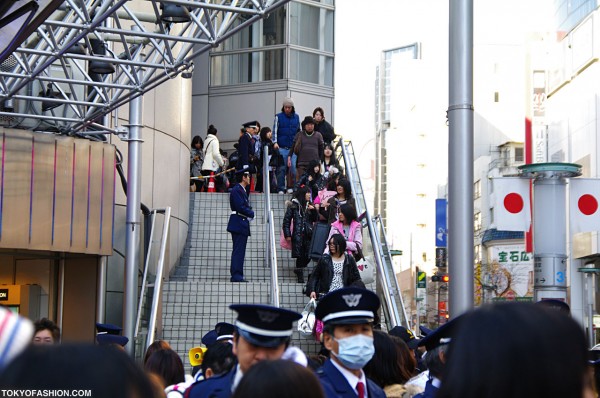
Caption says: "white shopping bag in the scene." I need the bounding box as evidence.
[297,298,316,337]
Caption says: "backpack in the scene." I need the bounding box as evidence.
[228,150,239,169]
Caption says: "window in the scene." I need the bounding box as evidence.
[474,212,482,232]
[474,244,482,263]
[515,147,524,162]
[474,179,481,199]
[289,50,333,86]
[494,91,500,102]
[211,49,284,86]
[215,8,285,52]
[290,3,334,52]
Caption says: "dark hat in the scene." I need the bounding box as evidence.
[201,329,218,347]
[315,287,380,325]
[389,326,421,349]
[96,334,129,347]
[419,325,433,337]
[215,322,235,342]
[535,298,571,314]
[230,304,302,348]
[95,322,122,335]
[95,322,128,347]
[234,168,251,175]
[242,121,259,129]
[301,116,315,128]
[418,317,460,351]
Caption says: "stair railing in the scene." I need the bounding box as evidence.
[263,146,280,306]
[134,206,171,357]
[337,138,409,328]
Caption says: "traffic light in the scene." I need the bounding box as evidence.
[431,273,449,283]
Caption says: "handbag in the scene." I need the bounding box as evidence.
[280,219,293,250]
[356,256,375,285]
[308,223,331,261]
[297,298,317,337]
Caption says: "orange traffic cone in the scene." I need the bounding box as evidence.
[207,172,216,192]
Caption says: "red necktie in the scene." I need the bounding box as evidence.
[356,381,365,398]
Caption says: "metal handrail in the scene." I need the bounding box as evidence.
[373,214,411,327]
[134,207,171,350]
[263,146,280,306]
[337,138,406,328]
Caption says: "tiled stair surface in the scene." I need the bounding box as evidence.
[162,192,325,372]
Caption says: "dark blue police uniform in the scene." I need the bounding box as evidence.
[186,366,236,398]
[414,379,439,398]
[227,177,254,282]
[314,287,386,398]
[318,359,386,398]
[185,304,301,398]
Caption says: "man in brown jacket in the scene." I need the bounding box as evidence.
[294,116,324,182]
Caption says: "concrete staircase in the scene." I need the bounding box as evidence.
[162,192,322,372]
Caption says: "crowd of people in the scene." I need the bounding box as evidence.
[189,97,338,195]
[2,294,600,398]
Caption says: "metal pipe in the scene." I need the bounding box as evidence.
[269,210,280,307]
[146,207,171,346]
[135,210,157,338]
[96,256,107,323]
[56,254,66,338]
[448,0,474,317]
[123,94,144,356]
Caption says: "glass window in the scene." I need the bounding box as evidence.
[210,49,284,86]
[290,3,334,52]
[215,7,285,52]
[289,50,333,86]
[474,179,481,199]
[474,212,482,232]
[515,147,524,162]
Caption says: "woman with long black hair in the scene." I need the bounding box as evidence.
[282,186,318,283]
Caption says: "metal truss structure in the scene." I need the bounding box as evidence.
[0,0,289,135]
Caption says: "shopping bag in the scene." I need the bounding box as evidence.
[280,219,293,250]
[356,256,375,285]
[308,223,331,261]
[297,298,316,337]
[313,319,324,343]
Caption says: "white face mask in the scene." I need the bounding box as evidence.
[331,334,375,370]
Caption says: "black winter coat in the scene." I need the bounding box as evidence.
[314,120,336,145]
[282,199,317,259]
[307,253,364,297]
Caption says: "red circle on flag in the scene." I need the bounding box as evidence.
[504,193,524,214]
[578,194,598,216]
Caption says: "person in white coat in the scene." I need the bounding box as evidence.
[202,124,226,192]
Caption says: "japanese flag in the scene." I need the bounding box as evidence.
[492,178,531,231]
[569,178,600,233]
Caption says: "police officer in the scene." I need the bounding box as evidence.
[95,322,129,348]
[227,170,254,282]
[314,287,386,398]
[413,319,460,398]
[186,303,302,398]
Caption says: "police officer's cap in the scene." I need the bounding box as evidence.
[419,325,433,337]
[95,322,122,335]
[315,287,380,325]
[234,168,251,176]
[230,304,301,348]
[389,326,421,349]
[418,317,461,352]
[201,329,218,347]
[242,121,259,129]
[215,322,235,342]
[97,334,129,347]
